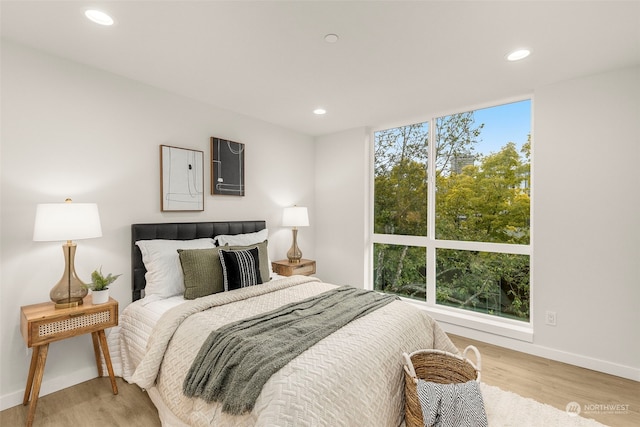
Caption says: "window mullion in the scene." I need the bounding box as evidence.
[426,117,437,304]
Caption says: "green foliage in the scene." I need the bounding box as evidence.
[436,141,530,244]
[375,159,427,236]
[436,249,530,320]
[87,267,121,291]
[374,122,428,236]
[373,244,426,300]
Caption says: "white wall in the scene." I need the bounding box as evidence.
[314,67,640,380]
[532,66,639,377]
[0,41,316,409]
[314,128,370,287]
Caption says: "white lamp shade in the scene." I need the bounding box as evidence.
[33,202,102,241]
[282,206,309,227]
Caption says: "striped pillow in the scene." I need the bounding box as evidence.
[219,248,263,291]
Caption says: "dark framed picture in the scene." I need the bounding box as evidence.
[160,145,204,211]
[211,137,245,196]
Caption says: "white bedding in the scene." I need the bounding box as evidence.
[107,275,290,380]
[112,275,457,427]
[111,294,186,381]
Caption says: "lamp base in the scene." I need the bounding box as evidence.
[54,297,84,309]
[50,242,88,309]
[287,228,303,264]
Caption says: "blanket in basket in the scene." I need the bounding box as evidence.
[417,379,488,427]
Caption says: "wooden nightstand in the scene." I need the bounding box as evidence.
[272,259,316,277]
[20,296,118,427]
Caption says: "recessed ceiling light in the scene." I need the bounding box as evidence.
[85,9,114,26]
[506,49,530,61]
[324,34,339,43]
[313,108,327,115]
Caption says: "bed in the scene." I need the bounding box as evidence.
[115,220,458,427]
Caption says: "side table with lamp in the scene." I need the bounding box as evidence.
[273,206,316,276]
[21,199,118,427]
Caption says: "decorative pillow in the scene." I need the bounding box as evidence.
[136,238,215,298]
[179,240,271,299]
[416,379,487,427]
[214,228,268,247]
[219,247,263,291]
[234,240,270,283]
[178,248,226,299]
[216,229,273,278]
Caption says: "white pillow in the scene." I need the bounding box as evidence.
[136,238,216,298]
[214,228,269,246]
[215,229,273,277]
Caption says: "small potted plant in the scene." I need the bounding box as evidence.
[87,267,121,304]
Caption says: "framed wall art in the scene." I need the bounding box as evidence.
[211,137,245,196]
[160,145,204,211]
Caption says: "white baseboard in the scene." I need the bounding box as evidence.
[441,322,640,382]
[0,366,98,411]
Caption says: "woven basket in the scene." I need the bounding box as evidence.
[402,346,481,427]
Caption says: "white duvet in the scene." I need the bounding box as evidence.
[115,276,458,427]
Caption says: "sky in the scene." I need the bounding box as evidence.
[472,99,531,156]
[374,98,531,161]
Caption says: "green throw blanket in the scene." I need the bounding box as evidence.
[183,286,398,415]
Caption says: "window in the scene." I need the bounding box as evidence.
[373,122,428,237]
[372,100,531,322]
[374,243,426,299]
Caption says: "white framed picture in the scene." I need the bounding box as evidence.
[160,145,204,211]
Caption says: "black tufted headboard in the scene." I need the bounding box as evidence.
[131,220,266,301]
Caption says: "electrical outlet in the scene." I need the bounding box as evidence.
[545,310,557,326]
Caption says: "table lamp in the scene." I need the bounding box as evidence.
[33,199,102,308]
[282,206,309,263]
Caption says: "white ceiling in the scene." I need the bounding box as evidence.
[2,1,639,137]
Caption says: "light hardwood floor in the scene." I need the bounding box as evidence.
[2,334,638,426]
[0,377,160,427]
[449,335,639,427]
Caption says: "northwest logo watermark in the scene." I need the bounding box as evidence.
[566,402,630,416]
[566,402,581,417]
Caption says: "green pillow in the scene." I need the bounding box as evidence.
[178,247,224,299]
[179,241,270,300]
